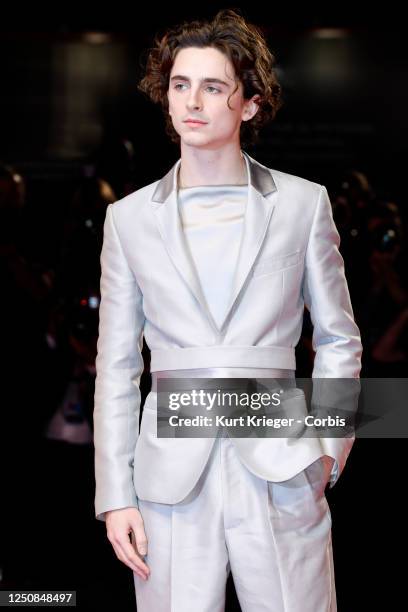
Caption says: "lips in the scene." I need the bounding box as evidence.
[184,119,207,125]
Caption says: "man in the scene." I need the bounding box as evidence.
[93,8,362,611]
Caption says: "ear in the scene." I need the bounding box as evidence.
[242,94,261,122]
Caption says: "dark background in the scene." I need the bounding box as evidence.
[0,4,406,610]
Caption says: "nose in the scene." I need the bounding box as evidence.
[186,86,203,111]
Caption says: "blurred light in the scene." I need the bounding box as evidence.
[311,28,349,40]
[82,32,112,45]
[45,333,57,349]
[88,296,100,309]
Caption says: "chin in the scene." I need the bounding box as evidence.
[180,135,210,147]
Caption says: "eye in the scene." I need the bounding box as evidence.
[206,86,220,93]
[174,83,187,91]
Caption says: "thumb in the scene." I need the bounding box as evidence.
[131,521,148,557]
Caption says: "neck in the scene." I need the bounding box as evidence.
[178,145,247,189]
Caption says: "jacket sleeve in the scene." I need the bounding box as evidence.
[93,203,145,522]
[302,185,363,487]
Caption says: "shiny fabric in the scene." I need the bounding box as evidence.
[93,151,362,521]
[150,345,297,371]
[133,431,336,611]
[177,184,247,329]
[151,367,295,392]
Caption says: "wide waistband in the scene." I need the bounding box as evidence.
[151,366,295,391]
[150,345,296,372]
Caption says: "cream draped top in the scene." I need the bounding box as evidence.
[178,182,248,330]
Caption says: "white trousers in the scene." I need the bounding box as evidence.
[133,430,336,611]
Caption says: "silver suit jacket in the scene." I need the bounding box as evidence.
[93,151,363,522]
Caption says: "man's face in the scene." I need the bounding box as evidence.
[167,46,259,150]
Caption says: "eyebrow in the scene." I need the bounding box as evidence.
[170,75,231,87]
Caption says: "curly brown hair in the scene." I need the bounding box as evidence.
[137,8,284,148]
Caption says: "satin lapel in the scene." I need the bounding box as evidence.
[151,158,219,333]
[219,157,277,334]
[150,151,278,337]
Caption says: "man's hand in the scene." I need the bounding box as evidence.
[321,455,335,489]
[105,507,150,581]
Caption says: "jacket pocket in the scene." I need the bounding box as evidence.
[252,249,302,277]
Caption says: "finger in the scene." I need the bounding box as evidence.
[111,539,149,578]
[131,527,148,558]
[113,544,148,580]
[120,538,150,575]
[108,532,150,577]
